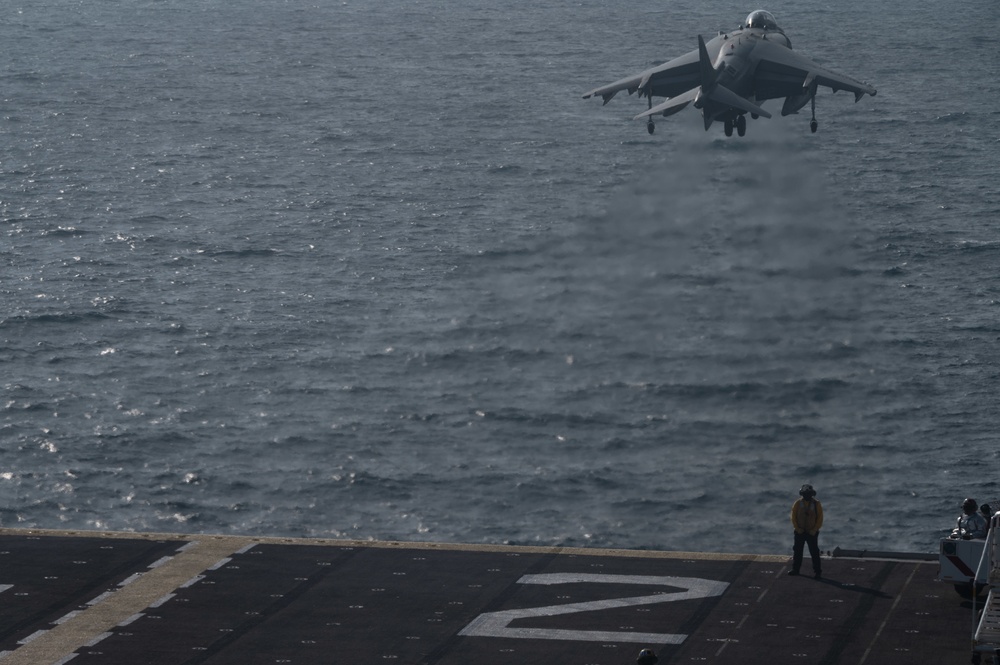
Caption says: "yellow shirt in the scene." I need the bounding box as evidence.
[790,498,824,535]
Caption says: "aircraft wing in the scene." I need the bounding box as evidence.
[750,39,877,103]
[582,46,705,104]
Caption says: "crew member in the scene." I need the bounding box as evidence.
[952,498,988,539]
[789,484,823,578]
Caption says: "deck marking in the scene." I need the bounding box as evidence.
[715,562,787,658]
[86,592,113,606]
[460,573,728,644]
[858,563,918,665]
[0,537,242,665]
[119,573,142,586]
[147,556,172,569]
[149,593,175,608]
[17,630,47,645]
[207,557,232,570]
[53,611,81,625]
[180,574,205,588]
[715,626,745,657]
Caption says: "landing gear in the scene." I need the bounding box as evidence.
[647,120,655,135]
[810,95,818,133]
[724,116,746,137]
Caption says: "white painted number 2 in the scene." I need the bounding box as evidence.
[459,573,728,644]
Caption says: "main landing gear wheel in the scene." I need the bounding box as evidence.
[810,95,818,133]
[647,120,655,135]
[736,115,746,137]
[724,119,733,137]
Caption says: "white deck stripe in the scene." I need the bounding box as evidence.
[0,536,244,665]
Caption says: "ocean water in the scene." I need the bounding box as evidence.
[2,0,999,556]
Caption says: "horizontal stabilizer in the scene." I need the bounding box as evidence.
[708,84,772,119]
[634,87,700,120]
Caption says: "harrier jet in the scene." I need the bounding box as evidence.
[582,10,877,136]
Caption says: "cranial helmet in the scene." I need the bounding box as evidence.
[637,649,659,665]
[799,484,816,499]
[963,498,978,515]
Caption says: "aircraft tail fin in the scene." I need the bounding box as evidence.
[635,35,771,129]
[697,35,716,89]
[695,35,771,127]
[695,34,719,129]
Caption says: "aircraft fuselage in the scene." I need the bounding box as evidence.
[699,28,790,126]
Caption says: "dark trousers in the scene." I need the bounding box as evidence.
[793,531,821,574]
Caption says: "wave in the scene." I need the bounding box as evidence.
[0,310,112,327]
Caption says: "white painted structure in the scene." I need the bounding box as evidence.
[973,513,1000,664]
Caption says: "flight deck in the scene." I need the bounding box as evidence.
[0,528,975,664]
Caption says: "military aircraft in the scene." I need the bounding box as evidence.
[582,10,876,136]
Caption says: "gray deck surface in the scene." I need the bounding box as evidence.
[0,529,977,664]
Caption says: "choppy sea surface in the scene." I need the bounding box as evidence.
[2,0,999,555]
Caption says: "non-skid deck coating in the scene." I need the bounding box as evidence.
[0,529,977,664]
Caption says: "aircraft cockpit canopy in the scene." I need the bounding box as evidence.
[745,10,780,31]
